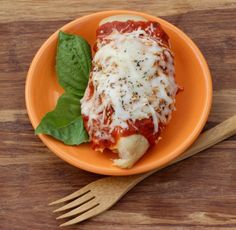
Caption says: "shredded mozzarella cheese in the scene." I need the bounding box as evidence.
[81,29,177,143]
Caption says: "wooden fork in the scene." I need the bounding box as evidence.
[50,115,236,227]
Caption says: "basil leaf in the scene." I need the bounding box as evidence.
[35,94,89,145]
[35,31,92,145]
[56,31,92,97]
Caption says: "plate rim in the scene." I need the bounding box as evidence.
[25,10,212,175]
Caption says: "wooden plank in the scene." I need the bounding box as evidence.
[1,0,236,22]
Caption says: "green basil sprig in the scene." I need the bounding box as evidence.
[35,31,91,145]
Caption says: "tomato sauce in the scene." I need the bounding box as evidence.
[84,112,164,150]
[84,118,163,150]
[112,118,163,145]
[94,20,169,52]
[97,20,169,44]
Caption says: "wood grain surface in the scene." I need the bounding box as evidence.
[1,1,236,229]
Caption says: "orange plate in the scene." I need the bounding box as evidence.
[25,10,212,176]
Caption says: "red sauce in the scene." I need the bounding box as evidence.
[87,81,94,99]
[112,118,164,145]
[84,117,164,150]
[84,110,164,150]
[84,20,171,151]
[94,20,169,52]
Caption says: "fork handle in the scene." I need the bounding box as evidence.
[118,115,236,190]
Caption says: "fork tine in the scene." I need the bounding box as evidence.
[56,198,99,220]
[49,189,90,206]
[60,206,102,227]
[53,192,94,213]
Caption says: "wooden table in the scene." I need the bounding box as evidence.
[1,1,236,229]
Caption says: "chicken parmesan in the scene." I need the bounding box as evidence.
[81,15,178,168]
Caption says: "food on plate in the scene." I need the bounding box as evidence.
[36,15,179,169]
[80,15,178,168]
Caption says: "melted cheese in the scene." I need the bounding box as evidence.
[81,29,177,145]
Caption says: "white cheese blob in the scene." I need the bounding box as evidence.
[81,29,178,144]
